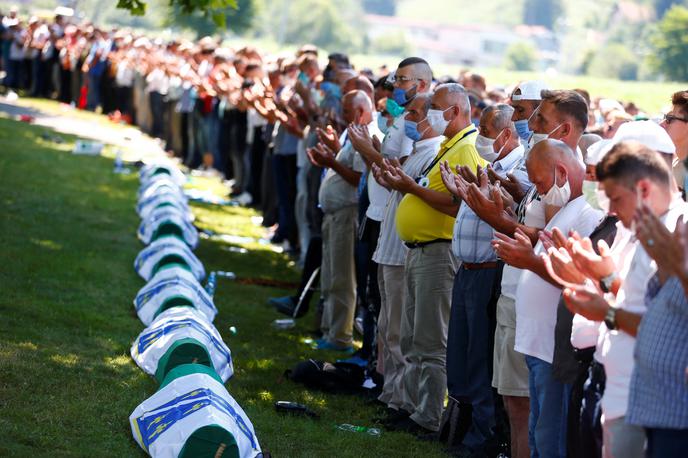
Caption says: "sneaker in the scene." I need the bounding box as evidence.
[378,408,411,426]
[312,338,353,353]
[269,296,297,316]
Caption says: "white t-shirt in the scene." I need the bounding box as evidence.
[515,196,603,363]
[366,113,410,221]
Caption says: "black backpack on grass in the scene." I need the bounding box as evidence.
[285,359,365,394]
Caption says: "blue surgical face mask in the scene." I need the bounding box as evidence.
[392,85,416,106]
[377,114,390,135]
[404,120,422,141]
[320,81,341,100]
[471,117,480,127]
[386,98,404,118]
[514,119,532,141]
[297,71,310,85]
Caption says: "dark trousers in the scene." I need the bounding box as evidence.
[271,154,297,244]
[646,427,688,458]
[247,126,266,205]
[292,236,323,308]
[446,264,502,450]
[568,353,604,458]
[149,91,165,138]
[354,217,381,360]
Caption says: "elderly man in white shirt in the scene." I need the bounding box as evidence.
[493,139,603,458]
[369,92,441,422]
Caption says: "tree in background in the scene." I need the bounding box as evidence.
[522,0,562,30]
[588,43,638,80]
[653,0,687,18]
[649,5,688,81]
[166,0,255,37]
[118,0,238,27]
[279,0,363,53]
[504,41,537,71]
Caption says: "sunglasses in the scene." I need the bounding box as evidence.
[663,113,688,124]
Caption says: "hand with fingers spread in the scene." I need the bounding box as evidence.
[569,236,616,282]
[371,162,391,188]
[487,165,527,203]
[371,135,382,153]
[541,245,588,288]
[440,160,460,198]
[307,143,336,168]
[634,203,687,279]
[316,124,341,152]
[457,165,479,185]
[492,228,536,270]
[562,284,611,322]
[383,163,416,193]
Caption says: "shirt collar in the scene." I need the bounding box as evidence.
[440,124,477,152]
[493,144,524,172]
[415,135,443,154]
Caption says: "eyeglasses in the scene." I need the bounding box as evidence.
[663,113,688,124]
[389,74,422,84]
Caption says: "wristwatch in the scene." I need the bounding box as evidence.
[451,194,460,205]
[600,271,618,293]
[604,306,618,330]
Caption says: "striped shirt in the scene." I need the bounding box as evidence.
[452,146,526,263]
[627,275,688,428]
[373,136,443,266]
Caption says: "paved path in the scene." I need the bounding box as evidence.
[0,96,166,162]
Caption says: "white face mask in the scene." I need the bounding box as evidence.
[427,107,451,136]
[542,165,571,206]
[528,123,564,149]
[596,188,610,213]
[475,129,506,163]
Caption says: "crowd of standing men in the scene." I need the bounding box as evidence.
[2,8,688,458]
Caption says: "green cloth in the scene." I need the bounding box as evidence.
[154,338,212,383]
[179,425,239,458]
[159,363,223,389]
[152,295,194,321]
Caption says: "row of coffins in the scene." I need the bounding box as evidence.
[128,162,262,458]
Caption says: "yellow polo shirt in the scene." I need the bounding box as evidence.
[396,125,486,243]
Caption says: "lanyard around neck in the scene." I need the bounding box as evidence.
[420,128,476,178]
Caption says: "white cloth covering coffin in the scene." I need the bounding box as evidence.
[140,162,187,187]
[129,367,261,458]
[137,209,199,249]
[134,237,205,282]
[131,307,232,381]
[133,265,216,326]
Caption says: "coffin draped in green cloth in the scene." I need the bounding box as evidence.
[160,364,240,458]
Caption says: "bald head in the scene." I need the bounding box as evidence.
[343,75,374,101]
[342,90,374,125]
[335,69,358,86]
[430,83,471,137]
[527,139,585,199]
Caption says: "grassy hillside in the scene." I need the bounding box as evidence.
[0,108,447,457]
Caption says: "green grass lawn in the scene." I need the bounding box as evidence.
[0,115,447,457]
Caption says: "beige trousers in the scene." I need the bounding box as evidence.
[396,242,459,431]
[377,264,406,409]
[320,206,358,347]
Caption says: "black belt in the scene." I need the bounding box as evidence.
[404,238,451,249]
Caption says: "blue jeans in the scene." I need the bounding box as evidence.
[446,266,501,449]
[525,355,572,458]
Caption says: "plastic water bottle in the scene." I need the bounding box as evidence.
[114,149,123,172]
[335,424,381,437]
[205,272,217,297]
[216,271,236,280]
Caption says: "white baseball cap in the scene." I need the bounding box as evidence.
[613,120,676,155]
[587,120,676,165]
[511,80,548,101]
